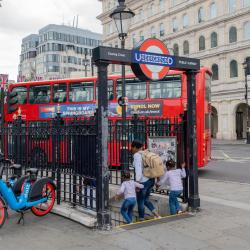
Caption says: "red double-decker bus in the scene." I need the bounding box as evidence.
[4,68,211,168]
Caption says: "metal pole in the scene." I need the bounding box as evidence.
[186,70,200,210]
[244,71,250,144]
[96,61,111,230]
[121,37,127,173]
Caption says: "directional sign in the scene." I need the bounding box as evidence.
[92,42,200,81]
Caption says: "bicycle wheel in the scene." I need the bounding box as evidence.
[31,182,55,217]
[0,197,7,228]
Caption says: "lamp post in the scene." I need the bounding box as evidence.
[110,0,134,172]
[243,57,250,144]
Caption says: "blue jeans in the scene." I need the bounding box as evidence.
[136,179,155,219]
[169,190,182,215]
[121,197,136,224]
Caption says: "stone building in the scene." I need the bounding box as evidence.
[97,0,250,140]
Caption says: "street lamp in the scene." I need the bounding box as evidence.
[243,57,250,144]
[110,0,134,172]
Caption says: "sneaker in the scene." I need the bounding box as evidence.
[154,215,162,219]
[177,210,183,214]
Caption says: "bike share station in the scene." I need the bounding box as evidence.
[93,38,201,229]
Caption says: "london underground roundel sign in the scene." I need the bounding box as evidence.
[131,38,173,81]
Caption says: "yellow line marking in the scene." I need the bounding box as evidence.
[117,212,187,228]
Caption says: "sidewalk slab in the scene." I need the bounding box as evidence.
[52,203,96,228]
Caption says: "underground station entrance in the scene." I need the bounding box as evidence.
[1,38,201,230]
[92,38,201,229]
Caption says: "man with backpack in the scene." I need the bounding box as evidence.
[131,140,161,220]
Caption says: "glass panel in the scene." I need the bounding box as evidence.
[29,85,51,104]
[243,0,250,7]
[53,83,67,103]
[205,74,211,102]
[198,7,205,23]
[199,36,205,50]
[229,27,237,43]
[230,60,238,78]
[149,75,181,98]
[96,80,114,100]
[229,0,236,13]
[210,3,217,19]
[244,22,250,39]
[12,87,27,104]
[211,32,218,48]
[69,81,94,102]
[212,64,219,80]
[116,78,146,100]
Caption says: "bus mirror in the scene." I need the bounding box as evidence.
[7,92,18,113]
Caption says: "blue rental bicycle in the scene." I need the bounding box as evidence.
[0,159,56,228]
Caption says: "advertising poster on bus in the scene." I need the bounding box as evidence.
[148,136,177,166]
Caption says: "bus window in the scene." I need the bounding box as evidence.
[69,81,94,102]
[11,87,27,104]
[29,85,51,104]
[53,83,67,103]
[149,75,181,98]
[96,80,114,100]
[116,78,146,100]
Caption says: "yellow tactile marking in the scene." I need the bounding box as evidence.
[117,212,187,228]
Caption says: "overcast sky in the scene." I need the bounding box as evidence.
[0,0,103,81]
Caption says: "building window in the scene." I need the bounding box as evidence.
[211,64,219,80]
[173,44,179,56]
[230,60,238,78]
[229,27,237,43]
[172,0,177,6]
[183,14,189,28]
[210,3,217,19]
[151,3,155,16]
[228,0,237,13]
[151,26,156,38]
[211,32,218,48]
[199,36,206,51]
[243,0,250,7]
[160,23,165,37]
[244,22,250,39]
[172,18,178,32]
[139,31,144,41]
[198,7,205,23]
[183,41,189,55]
[139,9,143,20]
[159,0,165,10]
[132,34,136,47]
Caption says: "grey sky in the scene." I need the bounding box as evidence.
[0,0,102,81]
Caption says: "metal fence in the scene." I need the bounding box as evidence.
[1,113,186,225]
[1,114,97,211]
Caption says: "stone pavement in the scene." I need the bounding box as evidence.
[1,177,250,250]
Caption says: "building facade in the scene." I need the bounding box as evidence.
[97,0,250,140]
[19,24,102,81]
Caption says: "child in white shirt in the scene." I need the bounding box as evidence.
[115,171,144,224]
[157,160,186,215]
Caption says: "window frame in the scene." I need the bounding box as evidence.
[230,60,238,78]
[199,36,206,51]
[116,78,147,100]
[29,84,51,104]
[229,26,237,43]
[52,83,67,103]
[149,75,182,99]
[69,81,94,103]
[211,64,219,81]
